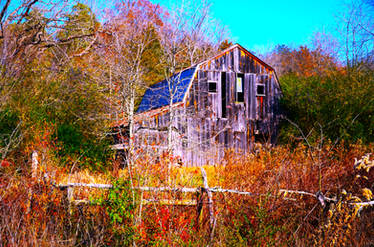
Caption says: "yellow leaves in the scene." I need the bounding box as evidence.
[362,188,373,200]
[350,195,362,203]
[354,153,374,172]
[282,191,287,197]
[328,209,333,218]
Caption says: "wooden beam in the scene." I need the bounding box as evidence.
[201,167,215,233]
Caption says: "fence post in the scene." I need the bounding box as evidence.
[67,186,74,215]
[27,151,38,214]
[200,168,215,234]
[195,187,204,230]
[31,150,38,179]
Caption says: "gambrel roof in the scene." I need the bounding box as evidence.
[137,67,197,113]
[107,43,283,129]
[136,44,280,114]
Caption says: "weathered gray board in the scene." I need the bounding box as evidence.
[129,46,282,167]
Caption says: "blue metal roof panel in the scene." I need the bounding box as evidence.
[137,67,196,113]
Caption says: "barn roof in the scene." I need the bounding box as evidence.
[113,44,282,127]
[137,67,197,113]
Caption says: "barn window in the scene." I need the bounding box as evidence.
[236,73,244,103]
[256,84,265,96]
[182,139,188,148]
[208,80,217,93]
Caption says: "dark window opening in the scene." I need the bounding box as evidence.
[182,139,188,148]
[236,73,244,103]
[256,84,265,96]
[208,81,217,93]
[255,133,271,144]
[221,72,227,118]
[113,126,129,144]
[224,130,229,148]
[115,149,128,168]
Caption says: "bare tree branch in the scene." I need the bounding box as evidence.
[0,0,11,24]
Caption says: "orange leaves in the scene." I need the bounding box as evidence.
[115,0,165,28]
[269,44,339,77]
[139,205,195,245]
[0,174,114,246]
[25,121,57,153]
[2,137,372,246]
[213,143,374,245]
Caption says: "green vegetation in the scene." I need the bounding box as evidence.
[279,69,374,144]
[0,108,20,147]
[95,178,137,246]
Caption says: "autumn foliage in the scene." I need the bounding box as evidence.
[1,0,373,246]
[1,143,373,246]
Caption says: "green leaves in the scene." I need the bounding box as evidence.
[96,178,137,246]
[0,108,20,147]
[279,70,374,144]
[57,3,98,54]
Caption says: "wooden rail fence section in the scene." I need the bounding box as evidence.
[58,167,374,230]
[58,182,374,237]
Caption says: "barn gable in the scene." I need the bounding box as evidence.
[136,44,280,115]
[198,44,279,84]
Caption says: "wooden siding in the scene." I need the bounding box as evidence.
[199,47,270,74]
[127,45,282,167]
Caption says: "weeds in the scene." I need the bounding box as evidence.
[1,143,373,246]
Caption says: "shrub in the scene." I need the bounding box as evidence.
[56,123,113,171]
[279,71,374,144]
[95,177,137,246]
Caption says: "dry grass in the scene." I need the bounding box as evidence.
[1,142,373,246]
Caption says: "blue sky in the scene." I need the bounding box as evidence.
[2,0,346,54]
[151,0,345,53]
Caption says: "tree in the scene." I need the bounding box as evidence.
[219,39,233,51]
[339,0,374,70]
[157,0,221,159]
[0,1,108,169]
[98,0,166,171]
[264,43,339,78]
[56,3,99,60]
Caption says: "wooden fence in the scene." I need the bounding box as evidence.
[57,167,374,234]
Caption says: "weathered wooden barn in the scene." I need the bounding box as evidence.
[115,44,282,166]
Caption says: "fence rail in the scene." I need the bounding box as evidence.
[57,168,374,215]
[56,167,374,238]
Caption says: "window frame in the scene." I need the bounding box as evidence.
[256,84,265,97]
[236,73,244,103]
[208,80,217,93]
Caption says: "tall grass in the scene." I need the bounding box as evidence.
[1,143,373,246]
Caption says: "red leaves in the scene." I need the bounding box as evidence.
[0,160,11,167]
[26,121,58,153]
[138,205,194,245]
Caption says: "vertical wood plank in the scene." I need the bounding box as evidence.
[215,72,222,118]
[249,74,257,120]
[229,72,236,105]
[32,151,38,179]
[244,73,250,119]
[233,47,239,72]
[265,75,270,117]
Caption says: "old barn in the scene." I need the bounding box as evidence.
[115,44,282,166]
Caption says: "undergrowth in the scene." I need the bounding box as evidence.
[1,143,373,246]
